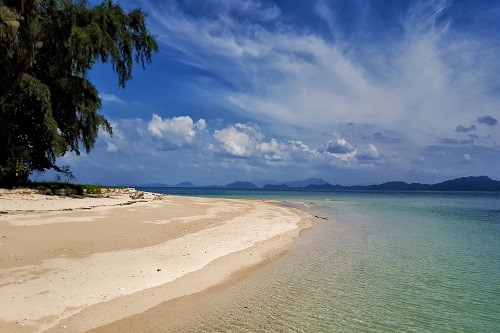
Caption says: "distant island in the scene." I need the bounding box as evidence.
[139,176,500,192]
[225,181,260,189]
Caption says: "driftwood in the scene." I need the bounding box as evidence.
[315,215,329,220]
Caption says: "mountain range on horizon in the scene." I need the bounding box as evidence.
[138,176,500,192]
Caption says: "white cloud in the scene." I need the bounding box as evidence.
[147,114,205,149]
[326,137,356,155]
[257,138,287,161]
[285,140,320,163]
[213,122,323,164]
[144,0,500,148]
[357,143,381,161]
[99,93,125,104]
[100,122,126,153]
[211,0,281,22]
[314,0,335,34]
[95,116,206,156]
[255,138,317,163]
[288,140,315,154]
[213,123,263,157]
[96,118,159,156]
[48,1,500,185]
[211,123,387,169]
[323,136,357,162]
[106,142,118,152]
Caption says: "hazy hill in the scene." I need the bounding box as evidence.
[282,178,329,188]
[225,181,259,189]
[304,183,344,190]
[263,176,500,191]
[348,181,430,191]
[175,181,197,188]
[138,176,499,191]
[428,176,500,191]
[263,184,292,190]
[139,182,169,187]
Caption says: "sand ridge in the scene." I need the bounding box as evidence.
[0,191,310,332]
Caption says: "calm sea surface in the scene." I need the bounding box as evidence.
[140,188,500,332]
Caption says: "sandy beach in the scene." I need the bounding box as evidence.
[0,189,310,332]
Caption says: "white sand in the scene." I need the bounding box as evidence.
[0,191,310,332]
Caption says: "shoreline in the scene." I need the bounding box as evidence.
[0,190,311,332]
[89,209,316,333]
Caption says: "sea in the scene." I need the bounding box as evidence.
[139,188,500,333]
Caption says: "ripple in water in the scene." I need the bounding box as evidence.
[161,192,499,333]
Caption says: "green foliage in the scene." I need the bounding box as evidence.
[28,181,103,196]
[0,0,158,186]
[33,181,83,195]
[82,184,101,194]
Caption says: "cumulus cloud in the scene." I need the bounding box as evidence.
[477,115,497,126]
[256,138,319,163]
[99,123,126,153]
[256,138,287,161]
[212,122,324,164]
[287,141,317,160]
[321,136,385,164]
[326,137,355,154]
[213,123,263,157]
[320,136,357,162]
[357,143,381,161]
[147,115,205,149]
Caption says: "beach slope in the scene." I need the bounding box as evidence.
[0,191,309,332]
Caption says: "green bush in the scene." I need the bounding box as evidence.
[22,182,103,196]
[82,185,102,195]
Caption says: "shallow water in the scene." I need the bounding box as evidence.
[144,189,500,332]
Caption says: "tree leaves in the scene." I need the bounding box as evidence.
[0,0,158,185]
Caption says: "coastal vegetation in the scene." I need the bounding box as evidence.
[31,181,103,195]
[0,179,104,195]
[0,0,158,187]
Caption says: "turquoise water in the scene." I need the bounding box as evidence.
[142,189,500,332]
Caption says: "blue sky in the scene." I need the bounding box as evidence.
[49,0,500,186]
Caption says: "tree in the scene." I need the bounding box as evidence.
[0,0,158,186]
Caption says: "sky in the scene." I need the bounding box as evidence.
[46,0,500,186]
